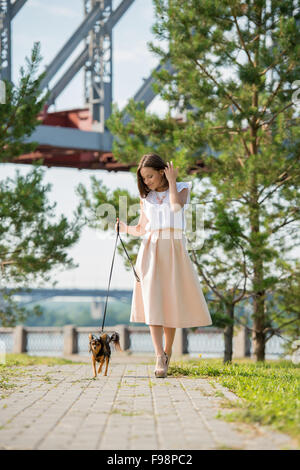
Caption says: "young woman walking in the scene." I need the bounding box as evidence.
[115,153,212,377]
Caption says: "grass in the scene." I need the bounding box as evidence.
[1,353,82,367]
[111,408,144,416]
[169,358,300,444]
[0,353,84,397]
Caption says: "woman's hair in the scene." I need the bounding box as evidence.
[137,153,169,198]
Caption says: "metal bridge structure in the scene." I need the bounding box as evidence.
[2,287,133,319]
[0,0,183,171]
[4,287,133,303]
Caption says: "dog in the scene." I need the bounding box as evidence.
[88,331,122,377]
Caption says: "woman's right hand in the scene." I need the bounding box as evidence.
[115,217,128,234]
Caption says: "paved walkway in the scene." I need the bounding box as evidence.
[0,353,297,450]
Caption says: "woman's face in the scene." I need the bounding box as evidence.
[140,167,166,191]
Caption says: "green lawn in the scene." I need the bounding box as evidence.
[169,358,300,444]
[1,353,81,367]
[0,353,84,397]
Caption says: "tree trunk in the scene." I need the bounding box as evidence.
[252,328,266,361]
[223,305,234,363]
[249,20,267,361]
[224,323,233,363]
[252,288,266,361]
[249,171,266,362]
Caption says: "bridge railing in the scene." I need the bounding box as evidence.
[0,324,289,359]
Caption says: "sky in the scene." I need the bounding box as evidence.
[2,0,168,290]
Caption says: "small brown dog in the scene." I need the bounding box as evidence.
[88,331,122,377]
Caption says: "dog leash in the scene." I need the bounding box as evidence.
[101,219,140,332]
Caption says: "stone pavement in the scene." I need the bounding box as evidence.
[0,353,297,450]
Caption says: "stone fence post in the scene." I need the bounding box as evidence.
[13,325,27,353]
[172,328,188,357]
[233,326,251,358]
[63,325,77,355]
[112,324,130,351]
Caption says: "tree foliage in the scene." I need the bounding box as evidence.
[0,41,50,163]
[0,43,84,326]
[99,1,300,360]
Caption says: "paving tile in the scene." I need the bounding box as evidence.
[0,356,297,450]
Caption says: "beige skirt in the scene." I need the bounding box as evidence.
[130,227,212,328]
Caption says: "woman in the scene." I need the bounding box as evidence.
[115,153,212,377]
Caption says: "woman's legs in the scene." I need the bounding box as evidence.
[149,325,168,377]
[149,325,176,377]
[149,325,176,355]
[149,325,164,356]
[163,327,176,357]
[149,325,176,356]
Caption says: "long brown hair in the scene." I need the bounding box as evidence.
[137,153,169,198]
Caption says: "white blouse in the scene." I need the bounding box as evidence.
[140,181,192,233]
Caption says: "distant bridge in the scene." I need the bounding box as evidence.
[1,287,133,319]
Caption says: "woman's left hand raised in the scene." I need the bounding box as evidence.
[164,161,179,185]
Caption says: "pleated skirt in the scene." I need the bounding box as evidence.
[130,227,213,328]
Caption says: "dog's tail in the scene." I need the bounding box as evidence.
[109,331,122,352]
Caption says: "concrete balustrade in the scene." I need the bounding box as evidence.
[0,325,251,357]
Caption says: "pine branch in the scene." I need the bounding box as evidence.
[206,222,251,243]
[258,173,293,205]
[1,259,16,274]
[227,102,251,158]
[258,61,294,125]
[259,48,289,77]
[271,211,299,234]
[261,102,295,129]
[263,319,299,342]
[190,249,226,303]
[193,58,243,113]
[232,13,255,68]
[0,249,22,257]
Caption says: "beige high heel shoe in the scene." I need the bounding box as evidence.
[154,352,168,378]
[165,349,172,368]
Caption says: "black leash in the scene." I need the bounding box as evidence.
[101,219,140,332]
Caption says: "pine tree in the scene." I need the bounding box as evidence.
[0,43,84,325]
[105,0,300,361]
[0,41,50,163]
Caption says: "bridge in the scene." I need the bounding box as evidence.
[1,287,133,319]
[0,0,205,172]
